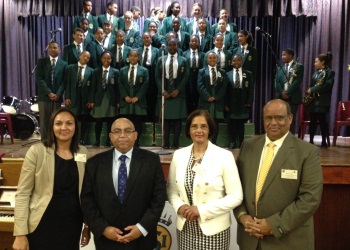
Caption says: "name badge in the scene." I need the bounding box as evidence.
[281,169,298,179]
[74,153,87,163]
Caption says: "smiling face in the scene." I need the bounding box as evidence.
[172,3,181,16]
[79,51,90,65]
[128,50,139,65]
[167,39,178,55]
[213,34,224,49]
[73,30,85,44]
[189,36,199,50]
[231,55,243,69]
[172,18,180,32]
[101,52,112,68]
[190,115,209,144]
[53,111,76,144]
[218,19,227,33]
[192,4,202,18]
[207,52,217,67]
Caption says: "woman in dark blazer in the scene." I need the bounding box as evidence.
[306,52,335,147]
[90,50,119,147]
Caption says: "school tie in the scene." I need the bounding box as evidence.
[143,47,149,66]
[129,66,135,86]
[118,155,128,203]
[109,15,112,22]
[102,69,108,89]
[51,59,56,83]
[77,44,82,55]
[118,47,122,63]
[192,51,196,69]
[256,142,276,214]
[200,34,204,45]
[77,66,83,87]
[211,68,217,86]
[217,49,222,68]
[241,47,245,54]
[234,69,240,88]
[169,56,174,85]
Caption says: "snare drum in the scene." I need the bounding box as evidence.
[12,114,38,139]
[30,96,39,112]
[2,96,19,114]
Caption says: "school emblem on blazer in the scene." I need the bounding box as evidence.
[114,27,118,32]
[87,80,90,86]
[89,23,93,29]
[139,76,143,83]
[110,78,114,85]
[248,55,252,61]
[130,37,134,43]
[181,66,184,72]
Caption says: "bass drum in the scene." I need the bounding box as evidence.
[12,114,38,139]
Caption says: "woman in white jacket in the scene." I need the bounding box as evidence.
[167,109,243,249]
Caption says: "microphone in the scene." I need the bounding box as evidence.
[50,28,62,34]
[255,27,271,37]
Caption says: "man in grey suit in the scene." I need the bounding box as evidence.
[234,99,323,250]
[81,118,166,250]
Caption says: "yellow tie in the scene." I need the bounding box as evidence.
[256,142,275,214]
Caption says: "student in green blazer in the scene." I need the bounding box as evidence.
[210,9,238,36]
[197,18,213,53]
[36,41,67,141]
[72,0,98,34]
[234,99,323,250]
[80,18,95,47]
[65,51,94,145]
[225,54,254,149]
[148,21,166,49]
[171,17,190,52]
[101,21,116,50]
[86,28,105,69]
[214,19,238,54]
[161,1,187,35]
[274,48,304,135]
[110,30,132,70]
[306,52,335,147]
[197,52,228,145]
[232,30,258,81]
[138,33,160,122]
[186,3,211,35]
[89,51,120,147]
[155,38,189,149]
[118,49,149,146]
[203,34,232,72]
[97,2,119,33]
[63,28,86,65]
[183,35,205,115]
[123,11,142,49]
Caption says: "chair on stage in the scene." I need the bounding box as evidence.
[0,113,14,144]
[333,101,350,146]
[298,103,330,146]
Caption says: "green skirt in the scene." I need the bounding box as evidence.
[91,92,117,118]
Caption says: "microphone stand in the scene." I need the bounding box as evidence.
[157,45,171,155]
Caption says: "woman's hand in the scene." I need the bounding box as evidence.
[183,205,200,221]
[12,235,29,250]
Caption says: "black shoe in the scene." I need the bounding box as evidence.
[228,142,236,149]
[321,142,328,148]
[163,144,170,149]
[105,141,111,147]
[93,141,100,147]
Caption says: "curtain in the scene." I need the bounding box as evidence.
[1,0,349,135]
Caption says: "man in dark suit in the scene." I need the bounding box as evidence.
[72,0,98,34]
[233,99,323,250]
[36,41,67,141]
[81,118,166,250]
[274,48,304,134]
[63,28,86,65]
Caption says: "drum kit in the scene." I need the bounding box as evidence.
[1,96,40,140]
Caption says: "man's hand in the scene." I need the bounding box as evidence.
[125,96,132,103]
[170,89,180,98]
[131,97,139,103]
[240,214,264,239]
[102,226,124,242]
[163,91,170,99]
[65,99,71,106]
[117,225,142,244]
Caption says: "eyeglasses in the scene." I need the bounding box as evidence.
[263,115,288,122]
[190,124,209,131]
[111,129,135,136]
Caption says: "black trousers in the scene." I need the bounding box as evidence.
[309,112,327,143]
[95,117,114,143]
[228,118,247,148]
[164,119,182,147]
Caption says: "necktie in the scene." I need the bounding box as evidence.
[84,13,87,19]
[242,47,245,54]
[129,66,135,86]
[51,59,56,83]
[169,56,174,85]
[102,36,107,49]
[235,69,240,88]
[256,142,276,214]
[200,34,204,45]
[102,69,108,89]
[118,155,128,203]
[143,47,149,66]
[217,49,222,68]
[118,47,122,63]
[77,66,83,87]
[211,68,217,86]
[192,51,196,69]
[109,15,112,22]
[77,44,82,55]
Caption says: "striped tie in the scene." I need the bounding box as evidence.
[129,66,134,86]
[169,56,174,85]
[256,142,275,215]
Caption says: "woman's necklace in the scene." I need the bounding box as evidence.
[191,147,206,162]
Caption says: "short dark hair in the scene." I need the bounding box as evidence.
[44,107,80,153]
[131,6,141,12]
[283,48,295,57]
[73,28,85,34]
[185,110,216,139]
[107,2,117,8]
[317,51,333,67]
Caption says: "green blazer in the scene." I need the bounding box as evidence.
[118,65,149,114]
[65,64,94,114]
[35,57,67,102]
[203,49,232,72]
[124,29,142,49]
[176,30,190,52]
[73,13,98,34]
[86,39,104,69]
[63,43,88,65]
[198,32,213,53]
[220,31,238,54]
[232,45,258,81]
[89,67,120,107]
[110,45,132,70]
[233,133,323,249]
[161,16,187,35]
[274,62,304,105]
[197,67,228,111]
[182,50,205,69]
[97,14,119,31]
[151,34,166,49]
[137,46,160,71]
[306,68,335,112]
[225,69,254,119]
[186,19,211,35]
